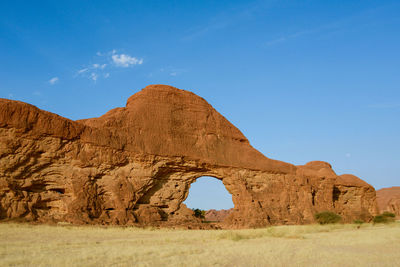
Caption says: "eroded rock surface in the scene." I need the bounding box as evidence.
[205,209,233,222]
[376,187,400,218]
[0,84,378,227]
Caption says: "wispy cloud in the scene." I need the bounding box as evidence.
[182,2,269,41]
[76,50,143,82]
[77,68,89,74]
[264,5,392,47]
[76,64,104,82]
[48,77,59,85]
[112,53,143,67]
[93,63,107,69]
[159,67,186,77]
[182,20,230,41]
[90,73,98,82]
[265,30,315,46]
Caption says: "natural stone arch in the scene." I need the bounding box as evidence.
[183,175,234,211]
[0,84,378,227]
[131,166,241,225]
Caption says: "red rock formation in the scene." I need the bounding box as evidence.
[205,209,233,222]
[333,174,378,222]
[376,187,400,218]
[0,84,378,227]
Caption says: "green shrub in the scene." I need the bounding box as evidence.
[353,219,364,225]
[314,211,342,224]
[193,209,205,219]
[373,212,396,224]
[373,215,388,224]
[382,211,395,218]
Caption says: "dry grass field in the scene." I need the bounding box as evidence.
[0,222,399,267]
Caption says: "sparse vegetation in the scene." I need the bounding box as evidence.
[373,212,396,224]
[193,208,206,219]
[0,222,399,266]
[314,211,342,224]
[382,211,396,218]
[373,215,387,224]
[353,219,364,225]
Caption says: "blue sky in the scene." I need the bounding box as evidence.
[1,1,399,210]
[184,177,234,210]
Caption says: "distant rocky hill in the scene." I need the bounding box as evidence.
[376,187,400,218]
[205,209,233,222]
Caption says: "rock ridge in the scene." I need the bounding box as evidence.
[376,187,400,218]
[0,84,378,228]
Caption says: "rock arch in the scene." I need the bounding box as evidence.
[183,176,234,211]
[0,85,378,227]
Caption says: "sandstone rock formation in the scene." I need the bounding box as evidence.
[0,84,378,227]
[376,187,400,218]
[205,209,232,222]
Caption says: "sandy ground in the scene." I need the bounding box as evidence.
[0,222,399,266]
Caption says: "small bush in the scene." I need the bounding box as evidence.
[193,209,205,220]
[314,211,342,225]
[353,219,364,225]
[382,211,395,218]
[373,212,396,224]
[373,215,388,224]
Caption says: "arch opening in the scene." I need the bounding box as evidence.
[183,176,234,222]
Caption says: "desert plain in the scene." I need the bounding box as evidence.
[1,222,400,266]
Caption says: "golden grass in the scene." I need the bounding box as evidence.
[0,222,400,266]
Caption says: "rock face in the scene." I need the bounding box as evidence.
[376,187,400,218]
[0,84,378,227]
[205,209,233,222]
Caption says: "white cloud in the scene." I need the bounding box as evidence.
[158,67,186,77]
[76,50,143,82]
[265,37,287,46]
[90,73,98,81]
[92,63,107,69]
[78,68,89,74]
[48,77,59,85]
[112,54,143,67]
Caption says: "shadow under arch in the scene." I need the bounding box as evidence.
[133,170,243,225]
